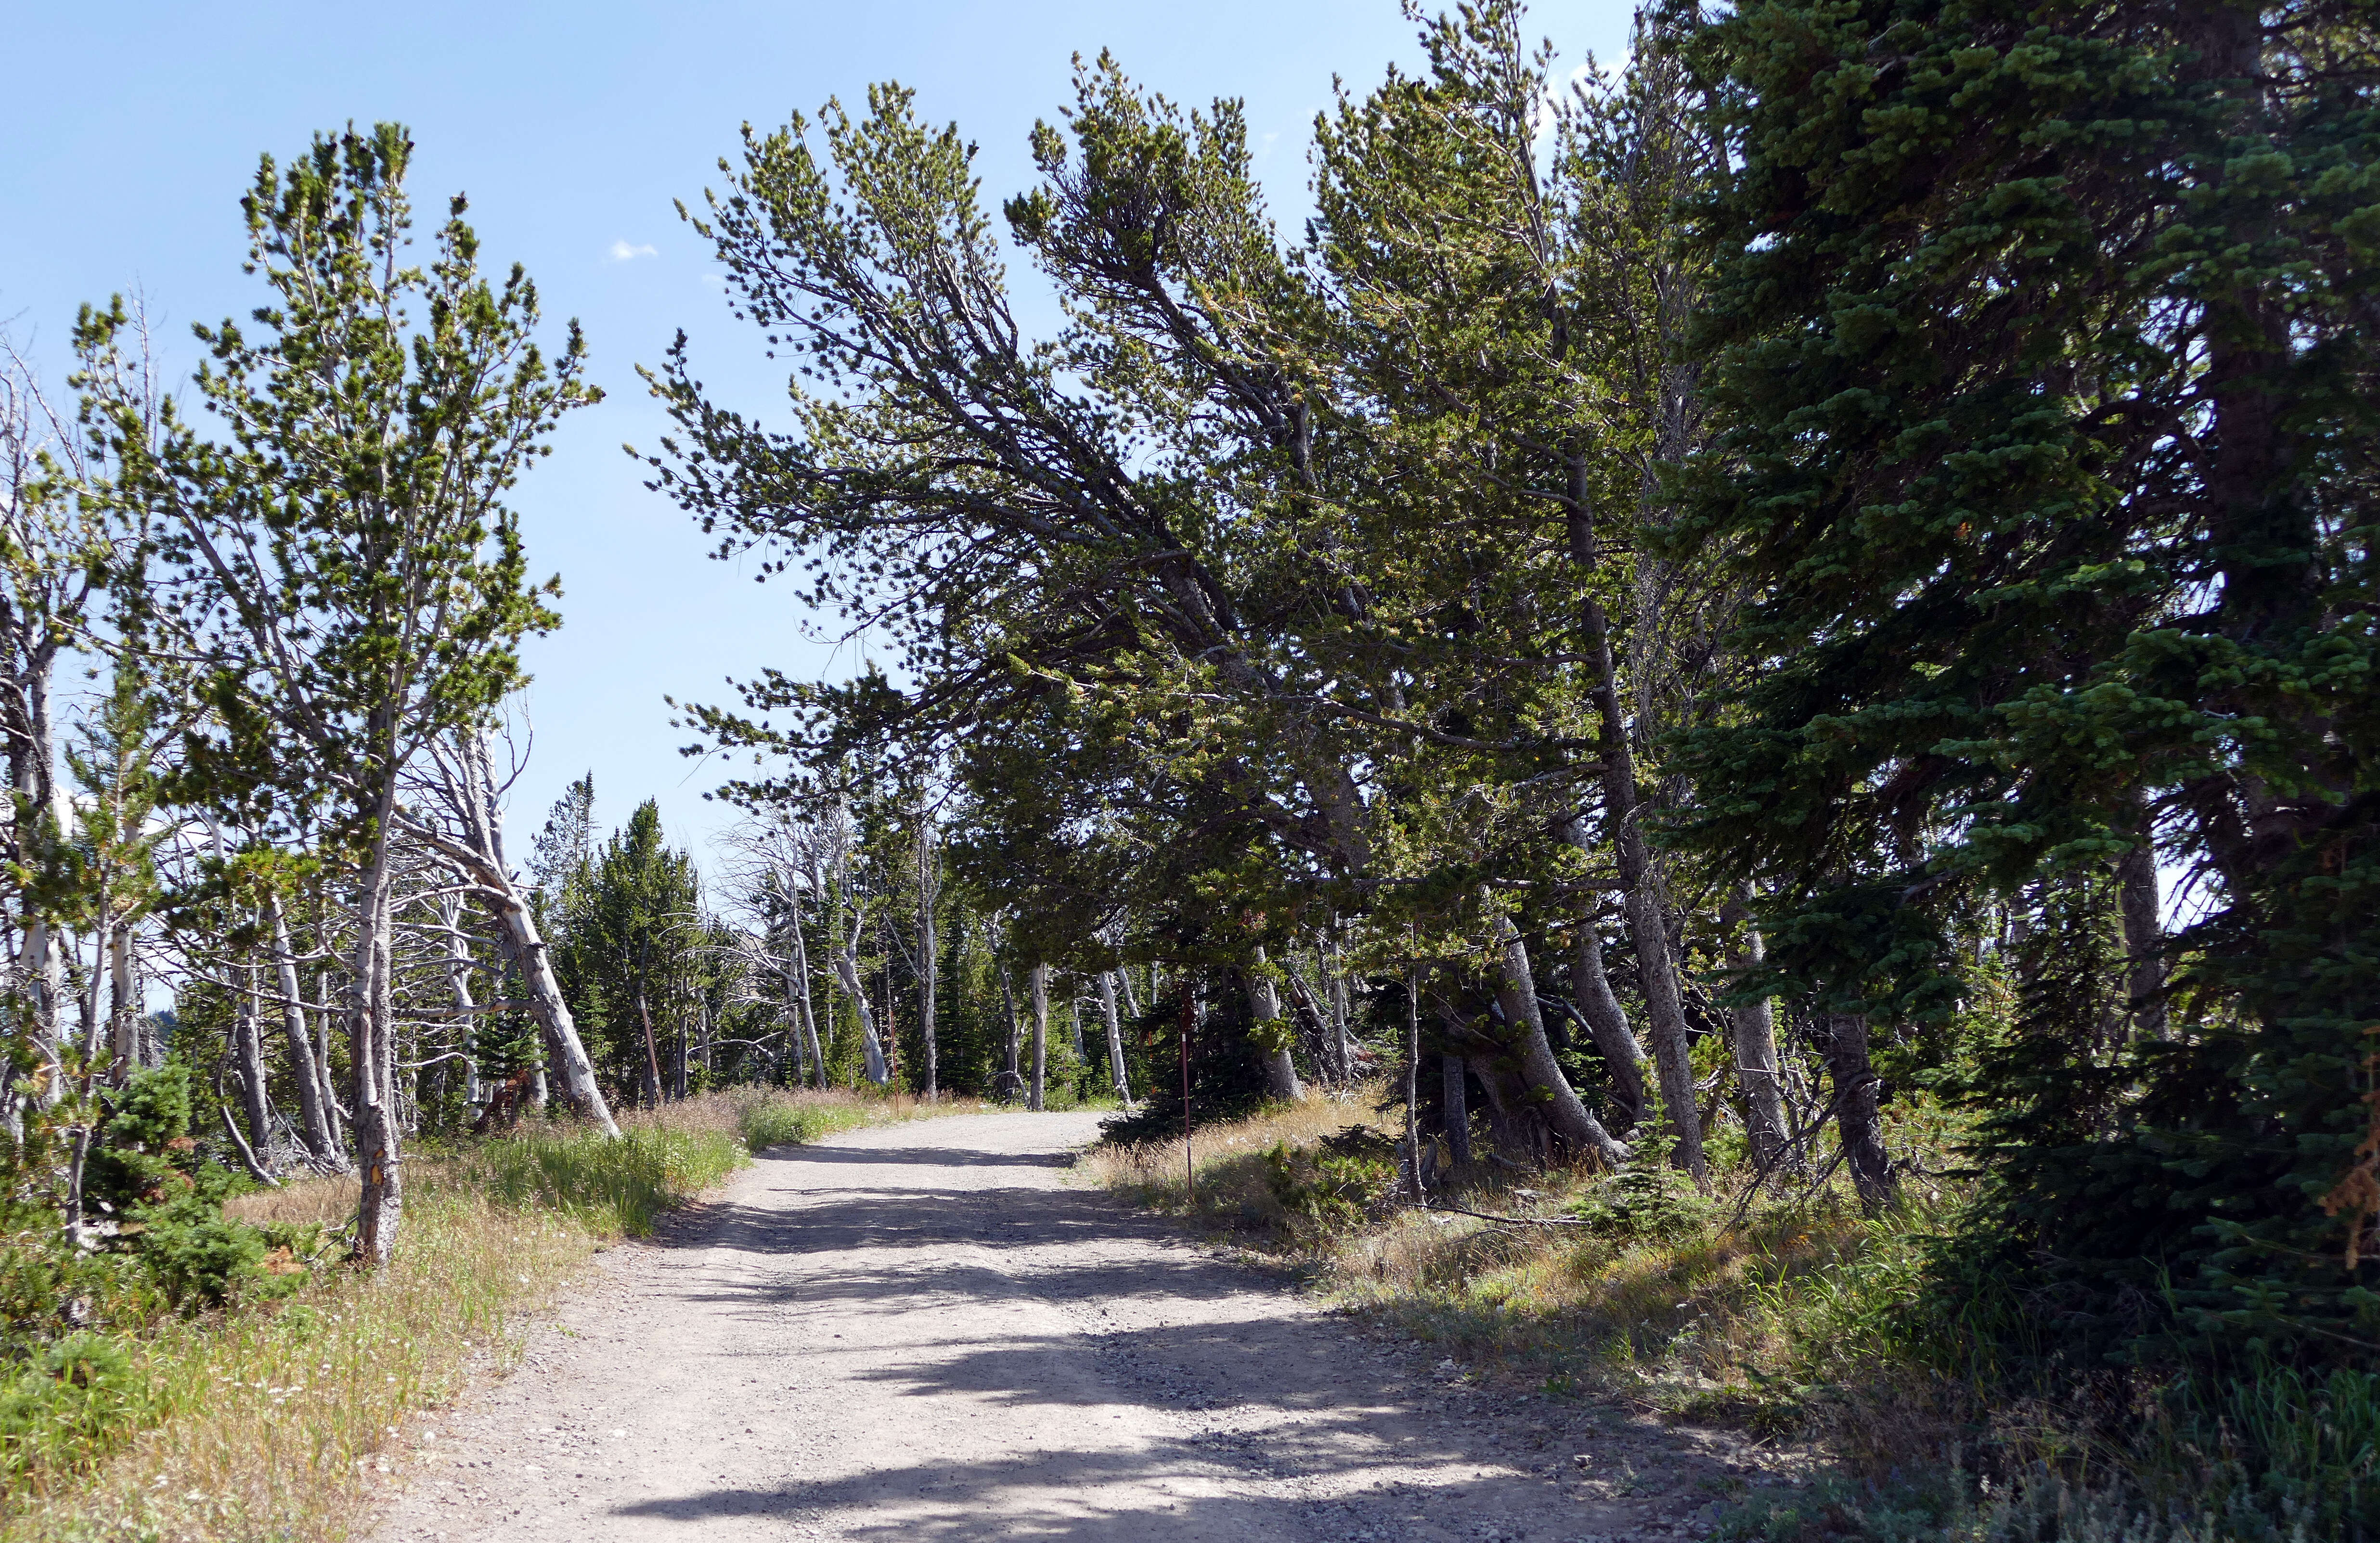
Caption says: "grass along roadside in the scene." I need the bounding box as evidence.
[1085,1092,2377,1541]
[1,1086,957,1543]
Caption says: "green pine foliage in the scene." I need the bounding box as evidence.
[1673,0,2380,1364]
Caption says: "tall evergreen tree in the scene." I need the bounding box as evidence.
[1673,0,2380,1358]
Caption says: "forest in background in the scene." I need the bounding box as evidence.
[0,0,2374,1537]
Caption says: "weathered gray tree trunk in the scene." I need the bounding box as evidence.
[1570,470,1705,1182]
[1244,948,1303,1101]
[787,897,826,1088]
[1721,888,1793,1174]
[915,821,939,1098]
[1569,916,1650,1132]
[1028,962,1049,1110]
[1491,917,1630,1168]
[107,926,139,1081]
[405,735,619,1136]
[834,927,889,1086]
[353,833,404,1265]
[996,965,1023,1102]
[314,964,343,1149]
[232,961,273,1163]
[439,893,483,1118]
[1824,1013,1894,1212]
[269,897,339,1166]
[1327,940,1355,1080]
[1098,971,1131,1106]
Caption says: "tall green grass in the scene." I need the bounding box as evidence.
[461,1123,744,1235]
[734,1095,881,1154]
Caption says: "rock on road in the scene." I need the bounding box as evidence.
[373,1112,1756,1543]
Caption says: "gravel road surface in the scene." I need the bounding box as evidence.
[370,1112,1766,1542]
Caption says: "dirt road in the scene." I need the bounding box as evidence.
[372,1112,1760,1542]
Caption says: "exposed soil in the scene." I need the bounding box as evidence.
[370,1112,1789,1542]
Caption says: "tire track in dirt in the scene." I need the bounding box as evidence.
[370,1112,1777,1542]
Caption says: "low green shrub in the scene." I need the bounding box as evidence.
[0,1332,148,1483]
[1566,1165,1720,1245]
[1261,1131,1395,1238]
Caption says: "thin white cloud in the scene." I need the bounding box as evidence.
[608,239,658,262]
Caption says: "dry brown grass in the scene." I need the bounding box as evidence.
[1078,1090,1399,1239]
[1085,1089,1964,1458]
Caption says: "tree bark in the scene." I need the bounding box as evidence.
[353,845,404,1266]
[1441,1053,1472,1168]
[439,894,483,1119]
[1244,948,1304,1101]
[1028,962,1049,1110]
[1098,971,1131,1106]
[1824,1013,1893,1213]
[404,738,619,1135]
[1570,476,1704,1180]
[1327,940,1355,1081]
[107,926,139,1084]
[1490,916,1630,1167]
[269,896,340,1165]
[831,902,889,1087]
[997,965,1024,1102]
[788,896,826,1088]
[1722,888,1793,1174]
[916,824,939,1098]
[1567,906,1650,1133]
[232,962,273,1167]
[315,963,343,1149]
[636,969,664,1109]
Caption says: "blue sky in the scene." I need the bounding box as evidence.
[3,0,1627,868]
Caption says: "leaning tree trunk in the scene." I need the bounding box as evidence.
[314,963,343,1150]
[1283,959,1345,1084]
[1558,860,1651,1134]
[1027,963,1049,1111]
[232,960,273,1164]
[1243,948,1304,1101]
[778,927,812,1087]
[1825,1013,1894,1213]
[268,898,340,1166]
[833,931,890,1085]
[1490,916,1630,1168]
[402,745,620,1137]
[439,894,484,1119]
[1569,475,1704,1181]
[1098,971,1131,1106]
[788,900,826,1089]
